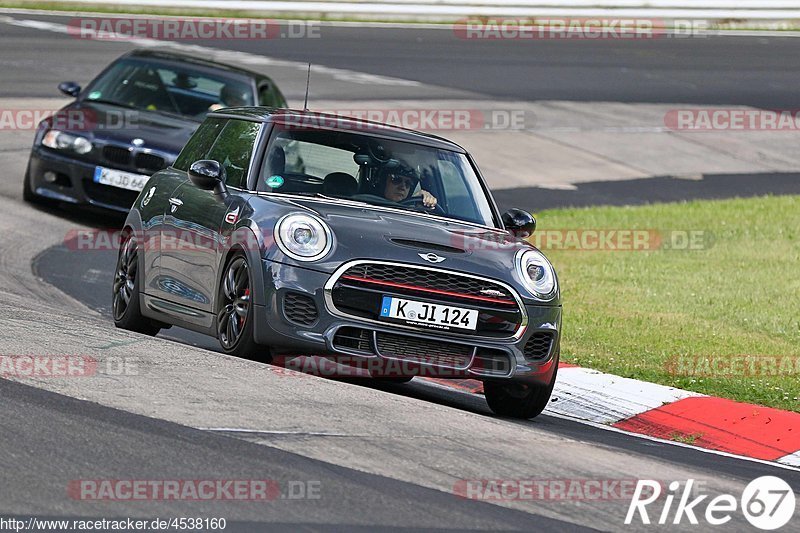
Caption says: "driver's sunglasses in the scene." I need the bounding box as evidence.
[389,174,418,189]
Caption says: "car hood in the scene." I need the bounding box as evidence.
[256,196,553,303]
[54,101,199,156]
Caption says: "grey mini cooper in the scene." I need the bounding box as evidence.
[114,108,561,418]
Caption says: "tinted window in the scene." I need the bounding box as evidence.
[173,118,226,171]
[84,58,254,118]
[258,83,287,108]
[206,119,261,189]
[255,125,496,227]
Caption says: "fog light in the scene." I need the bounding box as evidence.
[43,171,57,183]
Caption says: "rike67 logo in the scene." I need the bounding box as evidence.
[626,477,796,530]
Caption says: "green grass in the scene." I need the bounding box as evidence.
[670,432,704,445]
[533,195,800,411]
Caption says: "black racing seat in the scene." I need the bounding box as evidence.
[322,172,358,198]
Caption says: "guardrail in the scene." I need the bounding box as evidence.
[36,0,800,21]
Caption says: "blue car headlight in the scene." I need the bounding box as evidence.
[275,213,333,262]
[516,249,557,300]
[42,130,93,154]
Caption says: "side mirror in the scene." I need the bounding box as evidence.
[502,208,536,238]
[58,81,81,98]
[189,160,228,197]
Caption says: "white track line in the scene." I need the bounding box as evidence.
[0,16,421,87]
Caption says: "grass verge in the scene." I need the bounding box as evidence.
[533,195,800,412]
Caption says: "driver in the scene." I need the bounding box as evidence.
[380,164,437,208]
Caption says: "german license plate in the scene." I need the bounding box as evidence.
[379,296,478,332]
[93,166,149,192]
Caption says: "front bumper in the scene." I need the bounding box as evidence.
[27,147,142,213]
[252,260,561,386]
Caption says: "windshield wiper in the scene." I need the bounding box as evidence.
[85,99,197,121]
[85,99,137,110]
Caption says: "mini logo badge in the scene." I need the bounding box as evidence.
[131,138,145,146]
[480,289,505,297]
[419,253,446,263]
[141,186,156,207]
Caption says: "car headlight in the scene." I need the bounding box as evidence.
[275,213,333,262]
[42,130,93,154]
[516,249,557,300]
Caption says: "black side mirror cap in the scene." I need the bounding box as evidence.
[189,160,228,197]
[58,81,81,98]
[502,208,536,238]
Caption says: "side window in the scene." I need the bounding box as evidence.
[258,83,286,108]
[173,118,226,171]
[438,159,475,219]
[206,119,261,189]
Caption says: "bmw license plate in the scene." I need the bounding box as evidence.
[93,166,149,192]
[379,296,478,332]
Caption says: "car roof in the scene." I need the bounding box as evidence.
[208,107,468,153]
[124,49,270,80]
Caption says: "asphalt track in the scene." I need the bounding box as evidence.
[5,13,800,108]
[2,13,800,531]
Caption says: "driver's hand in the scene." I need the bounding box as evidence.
[420,189,438,208]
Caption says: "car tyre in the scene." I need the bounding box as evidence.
[113,234,161,336]
[484,360,558,419]
[216,252,270,361]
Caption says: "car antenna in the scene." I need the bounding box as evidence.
[303,62,311,111]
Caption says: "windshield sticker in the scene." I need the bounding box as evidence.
[87,91,102,100]
[266,175,284,188]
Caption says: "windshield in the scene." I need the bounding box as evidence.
[83,58,254,120]
[257,125,497,227]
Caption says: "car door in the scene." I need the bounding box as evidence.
[159,118,262,324]
[149,117,226,304]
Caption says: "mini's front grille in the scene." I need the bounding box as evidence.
[342,263,516,304]
[83,180,139,209]
[332,327,373,352]
[524,332,554,360]
[376,332,473,368]
[283,292,318,326]
[103,145,131,166]
[473,348,513,376]
[135,153,166,173]
[330,262,524,338]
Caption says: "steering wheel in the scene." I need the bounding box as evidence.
[400,196,445,215]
